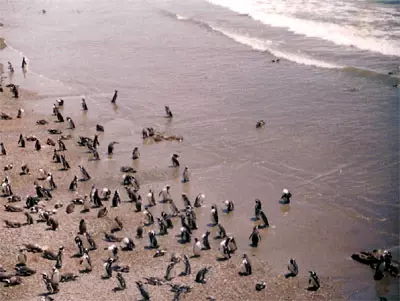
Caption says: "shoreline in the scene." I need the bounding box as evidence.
[0,47,346,301]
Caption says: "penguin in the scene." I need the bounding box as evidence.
[249,226,261,247]
[165,105,173,118]
[20,164,29,175]
[136,222,144,238]
[202,230,211,250]
[255,281,266,291]
[111,90,118,104]
[159,185,171,202]
[57,138,67,151]
[52,149,61,163]
[69,176,78,191]
[216,223,227,239]
[136,281,150,301]
[104,257,114,278]
[165,261,176,281]
[308,271,320,291]
[148,230,158,248]
[21,56,27,68]
[194,193,205,207]
[101,188,112,200]
[223,200,234,212]
[181,193,192,208]
[193,238,202,257]
[158,218,168,235]
[255,199,262,219]
[162,211,173,229]
[239,254,252,276]
[74,236,84,256]
[115,272,126,291]
[96,124,104,132]
[61,154,70,170]
[81,98,88,111]
[25,212,34,225]
[182,254,191,275]
[79,219,87,235]
[4,163,13,171]
[82,195,91,213]
[80,249,92,272]
[107,141,119,155]
[374,256,386,281]
[195,266,211,284]
[79,165,91,181]
[186,209,197,230]
[0,142,6,155]
[66,117,75,129]
[169,199,180,216]
[112,216,124,233]
[106,244,118,260]
[15,265,36,276]
[120,237,135,251]
[16,248,27,266]
[219,238,231,259]
[228,236,238,253]
[56,98,64,106]
[42,273,56,294]
[65,202,75,214]
[112,190,121,207]
[47,217,59,231]
[16,108,24,118]
[285,258,298,278]
[97,207,108,218]
[180,227,191,243]
[132,147,140,160]
[171,154,180,167]
[18,134,25,147]
[85,232,97,250]
[256,120,265,128]
[180,215,192,234]
[52,104,59,116]
[56,111,64,122]
[259,210,269,228]
[143,209,154,225]
[210,205,218,225]
[46,173,57,190]
[280,188,292,204]
[8,61,14,72]
[35,140,41,151]
[147,189,156,207]
[182,166,190,183]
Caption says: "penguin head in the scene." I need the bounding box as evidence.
[282,189,289,194]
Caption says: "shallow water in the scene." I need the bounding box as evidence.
[1,0,399,299]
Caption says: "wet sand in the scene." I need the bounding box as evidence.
[0,78,345,300]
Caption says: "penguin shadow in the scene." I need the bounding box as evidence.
[112,286,124,292]
[178,271,188,277]
[307,286,319,291]
[216,257,230,262]
[257,224,269,229]
[38,292,57,297]
[144,245,158,250]
[190,255,200,259]
[101,275,111,280]
[70,253,83,258]
[207,223,217,227]
[79,269,91,274]
[110,227,122,233]
[250,217,259,222]
[80,209,89,214]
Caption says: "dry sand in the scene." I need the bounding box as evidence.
[0,76,345,301]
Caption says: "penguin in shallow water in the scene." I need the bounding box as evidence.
[239,254,252,276]
[194,193,205,207]
[169,199,180,216]
[132,147,139,160]
[66,117,75,129]
[182,166,190,183]
[308,271,320,291]
[216,223,227,239]
[210,205,218,225]
[108,141,118,155]
[280,188,292,204]
[249,226,261,247]
[195,266,211,284]
[223,200,234,212]
[181,193,192,208]
[111,90,118,104]
[171,154,180,167]
[374,256,386,281]
[56,111,64,122]
[285,258,298,278]
[165,105,173,118]
[159,185,171,202]
[259,210,269,228]
[18,134,25,148]
[147,189,156,206]
[81,98,88,111]
[255,199,262,219]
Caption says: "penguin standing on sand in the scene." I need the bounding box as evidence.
[17,248,27,266]
[285,258,298,278]
[147,189,156,207]
[104,257,114,278]
[249,226,261,247]
[18,134,25,148]
[159,185,171,202]
[111,190,121,207]
[239,254,252,276]
[202,230,211,250]
[136,281,150,301]
[66,117,75,129]
[47,173,57,190]
[171,154,180,167]
[308,271,320,291]
[181,193,192,208]
[157,218,168,235]
[61,155,70,170]
[255,199,262,219]
[120,237,135,251]
[135,195,142,212]
[143,209,154,225]
[81,98,88,111]
[115,272,126,291]
[136,222,144,239]
[180,227,191,243]
[53,149,61,163]
[80,248,92,272]
[79,165,91,181]
[0,142,6,155]
[162,211,173,229]
[182,254,191,275]
[132,147,140,160]
[374,256,386,281]
[74,236,84,256]
[169,199,180,216]
[195,267,211,284]
[57,138,66,151]
[35,139,41,151]
[111,90,118,104]
[216,223,227,239]
[210,205,218,225]
[21,57,27,68]
[85,232,96,250]
[193,238,201,257]
[56,111,64,122]
[69,176,78,191]
[79,219,87,235]
[148,230,158,249]
[165,261,176,281]
[16,108,24,118]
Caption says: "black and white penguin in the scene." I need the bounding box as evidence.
[16,248,27,266]
[219,238,232,259]
[165,261,176,281]
[52,149,61,163]
[157,218,168,235]
[165,105,173,118]
[57,138,66,151]
[308,271,320,291]
[107,141,118,155]
[186,208,197,230]
[79,165,91,181]
[147,189,156,207]
[55,247,63,269]
[136,222,144,239]
[69,176,78,191]
[159,185,171,202]
[81,98,88,111]
[93,134,100,148]
[148,230,158,249]
[180,215,192,234]
[56,98,64,106]
[171,154,180,167]
[182,166,190,183]
[216,223,227,239]
[255,199,262,219]
[181,254,191,276]
[374,256,386,281]
[35,139,41,151]
[56,111,64,122]
[97,207,108,218]
[18,134,25,148]
[181,193,192,208]
[74,236,84,256]
[223,200,234,212]
[193,238,202,257]
[249,226,261,248]
[202,230,211,250]
[256,120,266,128]
[16,108,24,118]
[194,193,205,207]
[136,281,150,301]
[180,226,191,243]
[21,57,27,68]
[115,272,126,291]
[42,273,56,294]
[106,244,118,260]
[120,237,135,251]
[79,219,87,235]
[66,117,75,129]
[259,210,269,228]
[280,188,292,204]
[132,147,140,160]
[80,248,92,272]
[135,195,142,212]
[285,258,298,278]
[111,90,118,104]
[143,209,154,225]
[85,232,97,250]
[162,211,173,229]
[169,199,180,216]
[61,154,70,170]
[195,266,211,284]
[210,205,218,225]
[52,104,59,116]
[46,173,57,190]
[239,254,252,276]
[104,257,114,278]
[20,164,29,175]
[0,142,6,155]
[111,190,121,207]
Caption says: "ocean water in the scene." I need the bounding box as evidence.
[1,0,399,300]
